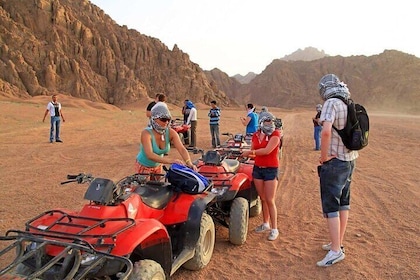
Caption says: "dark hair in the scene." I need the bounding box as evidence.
[211,100,217,105]
[247,103,254,109]
[158,94,166,102]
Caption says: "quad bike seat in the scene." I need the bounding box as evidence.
[222,159,240,173]
[134,181,174,210]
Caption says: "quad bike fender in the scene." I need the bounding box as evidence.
[112,218,170,256]
[182,193,216,249]
[237,163,253,180]
[229,173,250,193]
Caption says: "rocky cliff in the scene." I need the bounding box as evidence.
[0,0,232,106]
[239,50,420,112]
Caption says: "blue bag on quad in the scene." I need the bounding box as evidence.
[166,163,211,194]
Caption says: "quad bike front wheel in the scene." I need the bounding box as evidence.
[182,213,215,270]
[129,259,165,280]
[229,197,249,245]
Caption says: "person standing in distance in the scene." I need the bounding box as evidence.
[42,94,65,143]
[146,93,160,118]
[240,103,258,136]
[316,74,358,267]
[185,100,197,148]
[208,100,221,148]
[312,104,323,150]
[182,99,191,145]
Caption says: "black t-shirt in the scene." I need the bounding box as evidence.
[313,111,321,126]
[146,101,156,111]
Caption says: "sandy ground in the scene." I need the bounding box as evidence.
[0,96,419,279]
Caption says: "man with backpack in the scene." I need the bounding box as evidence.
[316,74,359,267]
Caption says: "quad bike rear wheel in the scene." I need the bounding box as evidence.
[129,259,165,280]
[249,196,262,217]
[229,197,249,245]
[182,213,215,270]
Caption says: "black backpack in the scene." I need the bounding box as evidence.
[333,97,369,150]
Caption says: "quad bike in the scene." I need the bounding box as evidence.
[220,124,284,159]
[192,149,262,246]
[0,172,216,280]
[170,118,190,144]
[220,132,251,149]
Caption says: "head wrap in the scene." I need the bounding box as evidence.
[258,112,276,136]
[150,105,172,134]
[318,74,350,101]
[186,100,195,109]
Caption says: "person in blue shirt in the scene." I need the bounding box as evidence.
[135,105,195,179]
[240,103,258,135]
[208,100,221,148]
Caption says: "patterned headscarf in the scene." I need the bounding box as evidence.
[258,112,276,136]
[318,74,350,101]
[150,105,171,134]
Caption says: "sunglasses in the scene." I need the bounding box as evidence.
[263,119,273,122]
[158,117,171,123]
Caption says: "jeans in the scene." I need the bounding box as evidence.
[314,126,322,150]
[210,124,220,147]
[319,158,355,218]
[50,116,61,142]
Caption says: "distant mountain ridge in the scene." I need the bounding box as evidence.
[280,46,328,61]
[232,72,257,84]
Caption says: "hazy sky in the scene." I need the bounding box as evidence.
[90,0,418,76]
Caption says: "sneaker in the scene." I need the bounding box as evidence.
[317,250,345,267]
[322,242,345,253]
[255,224,270,233]
[268,229,279,241]
[56,139,63,143]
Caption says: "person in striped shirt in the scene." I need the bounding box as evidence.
[208,100,221,148]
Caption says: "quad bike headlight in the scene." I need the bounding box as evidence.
[81,253,99,265]
[211,186,229,196]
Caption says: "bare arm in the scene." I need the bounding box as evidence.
[240,116,251,126]
[42,109,49,122]
[319,121,335,163]
[60,109,65,122]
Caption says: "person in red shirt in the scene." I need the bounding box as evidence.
[242,112,281,241]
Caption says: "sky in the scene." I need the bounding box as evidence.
[89,0,419,76]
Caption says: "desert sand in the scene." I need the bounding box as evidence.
[0,96,419,280]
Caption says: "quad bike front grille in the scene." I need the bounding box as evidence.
[0,231,133,279]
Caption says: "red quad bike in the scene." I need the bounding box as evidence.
[170,118,190,144]
[220,132,251,150]
[192,149,262,246]
[0,172,216,280]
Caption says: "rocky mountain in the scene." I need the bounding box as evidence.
[280,46,328,61]
[232,72,257,84]
[212,50,420,112]
[1,1,419,113]
[0,0,232,107]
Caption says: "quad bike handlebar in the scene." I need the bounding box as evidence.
[60,173,94,185]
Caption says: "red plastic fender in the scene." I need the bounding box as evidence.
[112,218,170,256]
[229,172,250,192]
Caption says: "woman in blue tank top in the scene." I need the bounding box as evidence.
[135,104,195,179]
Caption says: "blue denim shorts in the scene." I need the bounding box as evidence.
[319,158,355,218]
[252,166,278,181]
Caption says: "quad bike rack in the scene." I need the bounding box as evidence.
[0,210,135,280]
